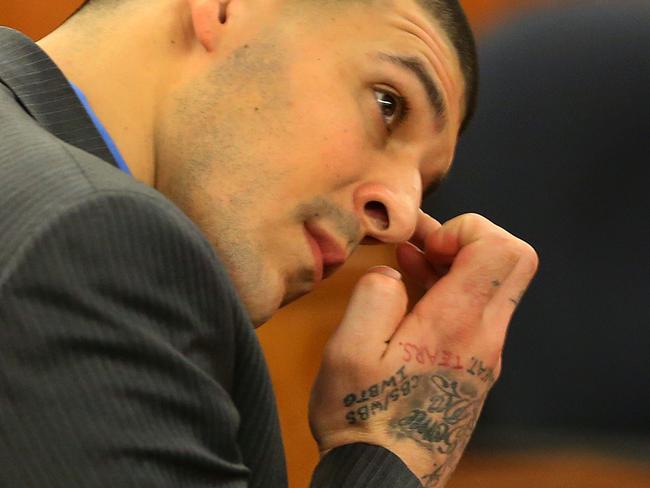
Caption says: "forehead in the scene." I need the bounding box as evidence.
[288,0,466,135]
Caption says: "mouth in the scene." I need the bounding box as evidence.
[304,222,348,284]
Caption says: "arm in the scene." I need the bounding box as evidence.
[0,191,253,487]
[310,212,538,487]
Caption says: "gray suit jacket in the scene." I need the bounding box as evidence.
[0,28,421,487]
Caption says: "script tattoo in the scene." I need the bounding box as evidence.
[392,374,485,487]
[340,355,495,486]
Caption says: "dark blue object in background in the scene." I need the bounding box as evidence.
[423,1,650,460]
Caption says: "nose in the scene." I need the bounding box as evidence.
[353,175,421,244]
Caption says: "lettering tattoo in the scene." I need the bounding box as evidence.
[398,343,496,385]
[399,343,464,370]
[466,357,496,384]
[343,366,419,424]
[340,355,495,485]
[393,374,485,487]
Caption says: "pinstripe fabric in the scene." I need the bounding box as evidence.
[311,444,423,487]
[0,28,117,165]
[0,27,422,487]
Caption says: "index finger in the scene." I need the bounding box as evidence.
[409,210,441,250]
[416,213,538,317]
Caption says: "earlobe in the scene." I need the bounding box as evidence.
[187,0,232,52]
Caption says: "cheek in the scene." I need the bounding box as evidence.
[281,95,371,194]
[316,126,368,184]
[277,129,365,199]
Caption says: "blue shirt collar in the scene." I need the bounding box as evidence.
[68,81,132,176]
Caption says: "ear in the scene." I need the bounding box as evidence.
[187,0,233,52]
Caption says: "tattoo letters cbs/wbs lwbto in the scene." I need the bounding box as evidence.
[341,342,495,487]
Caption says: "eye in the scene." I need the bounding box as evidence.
[374,88,410,130]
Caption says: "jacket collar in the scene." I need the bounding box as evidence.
[0,27,118,168]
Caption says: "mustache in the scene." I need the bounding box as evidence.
[295,197,361,250]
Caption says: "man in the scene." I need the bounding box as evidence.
[0,0,537,486]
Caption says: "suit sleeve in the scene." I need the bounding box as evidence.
[0,191,252,487]
[0,189,422,488]
[311,444,423,487]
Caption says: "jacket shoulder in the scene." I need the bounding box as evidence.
[0,85,197,276]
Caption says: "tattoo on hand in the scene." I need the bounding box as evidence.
[393,374,485,487]
[399,343,465,370]
[399,343,496,385]
[343,366,420,424]
[466,357,496,384]
[339,354,496,486]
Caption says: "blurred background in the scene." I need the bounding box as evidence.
[2,1,649,486]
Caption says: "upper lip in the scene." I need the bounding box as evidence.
[304,222,348,280]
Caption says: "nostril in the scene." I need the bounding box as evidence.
[364,201,389,230]
[218,2,228,23]
[360,236,383,245]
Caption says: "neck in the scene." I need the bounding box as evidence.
[37,1,188,186]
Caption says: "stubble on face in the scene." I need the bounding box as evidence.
[155,36,294,325]
[155,0,464,326]
[156,22,366,326]
[295,197,361,249]
[279,198,361,308]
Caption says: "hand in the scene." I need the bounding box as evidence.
[308,212,538,487]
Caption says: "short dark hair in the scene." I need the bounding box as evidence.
[73,0,477,132]
[293,0,478,133]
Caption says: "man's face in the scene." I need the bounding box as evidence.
[156,0,465,326]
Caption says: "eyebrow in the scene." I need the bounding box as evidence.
[377,52,448,130]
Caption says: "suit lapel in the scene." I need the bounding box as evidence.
[0,27,118,168]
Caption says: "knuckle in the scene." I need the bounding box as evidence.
[483,332,507,364]
[490,236,538,271]
[322,334,370,373]
[321,340,341,364]
[520,242,540,274]
[498,238,525,265]
[463,212,488,224]
[491,361,503,383]
[358,271,402,297]
[321,343,356,376]
[428,304,481,347]
[460,212,490,232]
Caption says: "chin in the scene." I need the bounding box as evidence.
[251,314,272,328]
[243,267,313,328]
[250,285,313,327]
[247,287,285,328]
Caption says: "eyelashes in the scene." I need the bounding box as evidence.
[374,87,411,132]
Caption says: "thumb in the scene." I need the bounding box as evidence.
[329,266,408,358]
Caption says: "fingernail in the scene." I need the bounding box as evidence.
[368,265,402,281]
